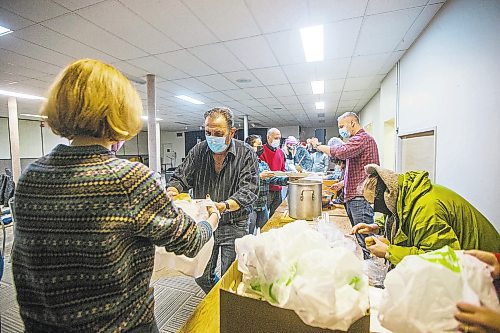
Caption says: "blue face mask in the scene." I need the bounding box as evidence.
[339,127,350,139]
[206,135,229,153]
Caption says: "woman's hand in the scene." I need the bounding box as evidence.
[351,223,380,235]
[367,236,389,259]
[455,302,500,333]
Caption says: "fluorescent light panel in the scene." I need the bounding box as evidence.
[175,95,204,105]
[315,101,325,110]
[0,89,46,100]
[0,25,12,36]
[141,116,163,121]
[20,114,47,119]
[300,25,324,62]
[311,81,324,94]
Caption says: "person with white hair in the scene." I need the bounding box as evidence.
[310,112,380,259]
[259,128,286,216]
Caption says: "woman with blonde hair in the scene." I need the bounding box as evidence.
[12,59,219,333]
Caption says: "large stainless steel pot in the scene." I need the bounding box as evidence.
[287,180,322,220]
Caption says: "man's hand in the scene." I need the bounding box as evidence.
[310,137,319,147]
[351,223,380,235]
[367,236,389,258]
[464,250,500,279]
[260,170,274,180]
[166,186,179,199]
[215,202,226,213]
[331,180,344,191]
[455,302,500,332]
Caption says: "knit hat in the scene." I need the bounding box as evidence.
[364,164,399,215]
[285,136,298,145]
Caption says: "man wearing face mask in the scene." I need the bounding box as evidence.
[166,107,259,293]
[245,135,288,234]
[259,128,286,217]
[311,112,379,259]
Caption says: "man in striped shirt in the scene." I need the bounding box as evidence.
[311,112,380,259]
[167,107,259,293]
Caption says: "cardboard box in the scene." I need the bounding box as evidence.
[220,263,370,333]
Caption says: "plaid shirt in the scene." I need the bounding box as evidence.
[255,160,288,211]
[330,129,379,202]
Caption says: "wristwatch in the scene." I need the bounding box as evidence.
[224,201,230,213]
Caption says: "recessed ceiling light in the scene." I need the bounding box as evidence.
[300,25,324,62]
[0,25,12,37]
[236,78,252,83]
[175,95,204,105]
[273,107,283,110]
[311,81,324,94]
[20,114,48,119]
[141,116,163,121]
[317,113,325,117]
[0,89,46,100]
[315,101,325,110]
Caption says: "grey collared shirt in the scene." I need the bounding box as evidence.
[167,139,259,225]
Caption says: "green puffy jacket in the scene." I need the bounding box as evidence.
[383,171,500,265]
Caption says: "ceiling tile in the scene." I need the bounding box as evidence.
[184,0,260,40]
[0,48,62,75]
[77,0,181,54]
[396,3,444,50]
[14,24,118,63]
[355,7,422,55]
[239,99,263,107]
[257,97,282,107]
[348,52,392,77]
[246,0,308,34]
[157,50,216,76]
[324,18,363,60]
[225,36,279,69]
[316,58,351,80]
[221,89,252,100]
[120,0,218,48]
[172,77,217,93]
[282,63,315,83]
[0,0,68,22]
[265,29,305,65]
[267,84,295,97]
[244,86,272,99]
[201,91,234,102]
[128,56,189,80]
[189,44,246,73]
[308,0,368,22]
[366,0,428,15]
[42,13,147,60]
[0,34,73,67]
[0,7,34,30]
[325,79,345,93]
[344,75,384,90]
[291,82,312,95]
[251,67,289,85]
[340,90,366,101]
[223,70,262,88]
[278,97,301,106]
[110,61,145,78]
[378,50,404,74]
[51,0,104,11]
[197,74,239,91]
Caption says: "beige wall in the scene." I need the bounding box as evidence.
[359,0,500,228]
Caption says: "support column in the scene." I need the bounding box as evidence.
[7,97,21,183]
[243,115,249,140]
[146,74,160,173]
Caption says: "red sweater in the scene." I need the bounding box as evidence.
[260,144,285,192]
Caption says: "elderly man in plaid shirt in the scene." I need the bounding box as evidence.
[311,112,380,259]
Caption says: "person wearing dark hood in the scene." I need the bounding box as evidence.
[352,164,500,265]
[245,135,288,234]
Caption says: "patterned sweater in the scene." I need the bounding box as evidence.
[12,144,212,332]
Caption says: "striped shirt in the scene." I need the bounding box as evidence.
[330,129,380,202]
[12,144,212,332]
[168,139,259,225]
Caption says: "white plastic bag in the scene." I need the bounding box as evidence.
[151,199,215,281]
[378,246,500,333]
[235,221,369,331]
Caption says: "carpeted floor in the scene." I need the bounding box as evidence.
[0,227,212,333]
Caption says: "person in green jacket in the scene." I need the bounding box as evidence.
[352,164,500,265]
